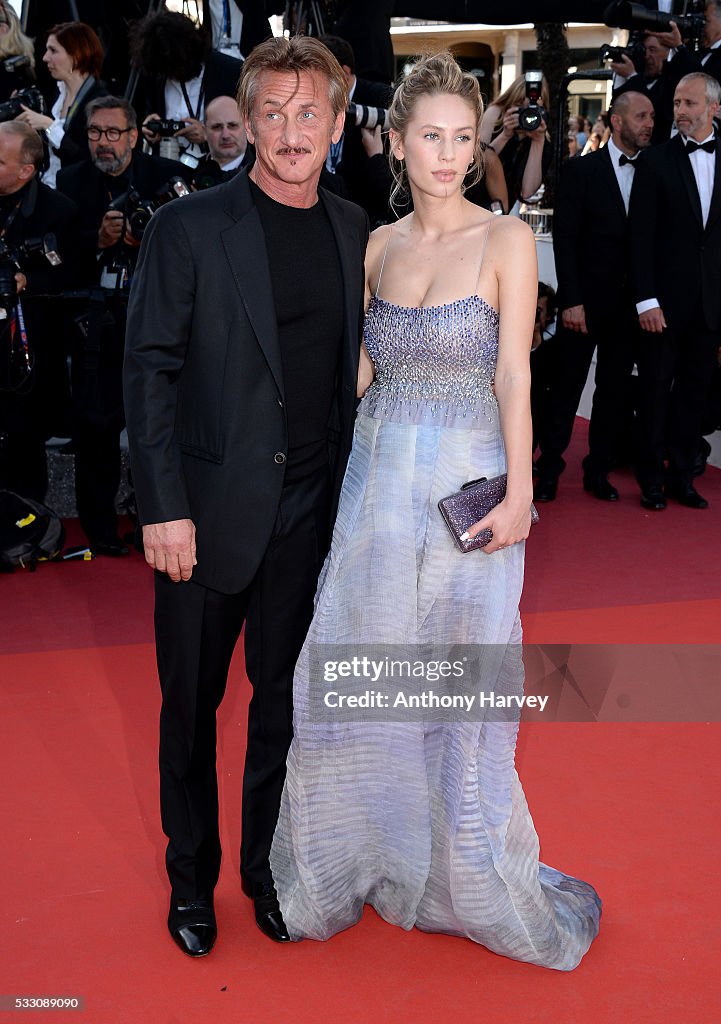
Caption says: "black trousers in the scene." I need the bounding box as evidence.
[74,423,122,543]
[534,313,637,480]
[154,465,330,899]
[635,320,720,491]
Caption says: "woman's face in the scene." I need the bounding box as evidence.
[391,93,476,202]
[43,35,74,80]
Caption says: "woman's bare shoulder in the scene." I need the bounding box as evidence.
[489,214,535,248]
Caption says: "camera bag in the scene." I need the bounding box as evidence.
[0,490,65,572]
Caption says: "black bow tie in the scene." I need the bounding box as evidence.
[686,139,716,155]
[618,154,637,166]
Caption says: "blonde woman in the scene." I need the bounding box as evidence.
[480,72,551,203]
[0,1,35,102]
[271,51,601,970]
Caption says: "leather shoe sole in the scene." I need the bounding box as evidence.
[90,538,129,557]
[640,490,666,511]
[583,477,619,501]
[168,897,217,957]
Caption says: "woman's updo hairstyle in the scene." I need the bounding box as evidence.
[388,51,485,216]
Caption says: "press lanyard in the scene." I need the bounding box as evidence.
[180,77,205,122]
[222,0,231,37]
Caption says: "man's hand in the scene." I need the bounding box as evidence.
[639,307,667,333]
[610,54,636,78]
[142,112,162,144]
[361,124,383,157]
[654,21,683,50]
[142,518,197,582]
[14,272,27,294]
[562,304,588,334]
[176,117,206,145]
[98,210,125,249]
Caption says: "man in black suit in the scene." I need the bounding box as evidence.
[124,36,368,957]
[200,0,273,59]
[57,96,193,555]
[612,34,688,143]
[534,90,654,502]
[192,94,251,190]
[629,71,721,509]
[0,122,77,502]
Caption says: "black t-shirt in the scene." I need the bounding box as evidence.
[250,178,344,479]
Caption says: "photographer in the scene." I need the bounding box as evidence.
[480,73,551,205]
[0,1,35,104]
[0,121,78,503]
[129,11,242,169]
[14,22,108,189]
[56,96,192,556]
[318,35,393,225]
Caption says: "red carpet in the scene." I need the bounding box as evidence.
[3,422,720,1022]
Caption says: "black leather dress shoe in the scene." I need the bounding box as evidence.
[252,882,290,943]
[668,485,709,509]
[533,476,558,502]
[640,489,667,511]
[168,896,217,957]
[583,475,619,501]
[90,535,129,557]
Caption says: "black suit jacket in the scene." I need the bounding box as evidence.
[124,170,369,593]
[554,146,631,322]
[629,133,721,330]
[56,152,194,286]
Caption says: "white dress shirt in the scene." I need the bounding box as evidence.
[701,38,721,67]
[42,83,68,189]
[207,0,243,57]
[607,136,637,214]
[164,72,205,163]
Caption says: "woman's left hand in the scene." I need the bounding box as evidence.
[15,105,53,131]
[461,497,532,555]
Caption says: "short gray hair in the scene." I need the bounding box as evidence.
[677,72,721,106]
[0,120,43,169]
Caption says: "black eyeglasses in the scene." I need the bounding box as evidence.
[87,126,132,142]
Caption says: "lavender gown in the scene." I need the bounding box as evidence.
[270,242,602,970]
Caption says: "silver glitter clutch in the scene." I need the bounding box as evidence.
[438,474,539,553]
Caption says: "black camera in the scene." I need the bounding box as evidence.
[346,103,390,131]
[144,118,187,137]
[0,86,46,125]
[107,176,190,245]
[600,43,633,64]
[0,235,61,318]
[604,2,705,49]
[1,55,34,87]
[518,71,546,133]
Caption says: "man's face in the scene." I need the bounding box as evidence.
[614,94,655,151]
[704,2,721,47]
[643,36,668,79]
[245,69,343,190]
[204,97,247,166]
[674,78,719,140]
[88,108,137,176]
[0,131,34,195]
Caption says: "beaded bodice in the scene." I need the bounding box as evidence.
[360,293,500,426]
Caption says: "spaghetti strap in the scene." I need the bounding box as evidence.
[474,220,493,293]
[374,226,393,298]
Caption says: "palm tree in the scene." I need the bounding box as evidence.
[533,21,570,206]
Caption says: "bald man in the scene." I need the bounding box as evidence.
[193,95,250,190]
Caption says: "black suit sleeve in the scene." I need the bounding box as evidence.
[628,151,660,307]
[124,203,196,525]
[552,159,587,311]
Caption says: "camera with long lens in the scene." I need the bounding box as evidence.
[108,176,190,245]
[346,103,390,131]
[604,1,706,50]
[0,85,45,125]
[518,71,546,132]
[0,235,61,316]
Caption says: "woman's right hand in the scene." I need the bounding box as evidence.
[15,105,52,131]
[501,107,520,139]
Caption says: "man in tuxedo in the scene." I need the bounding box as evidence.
[629,72,721,509]
[124,36,368,957]
[612,34,687,143]
[534,91,654,502]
